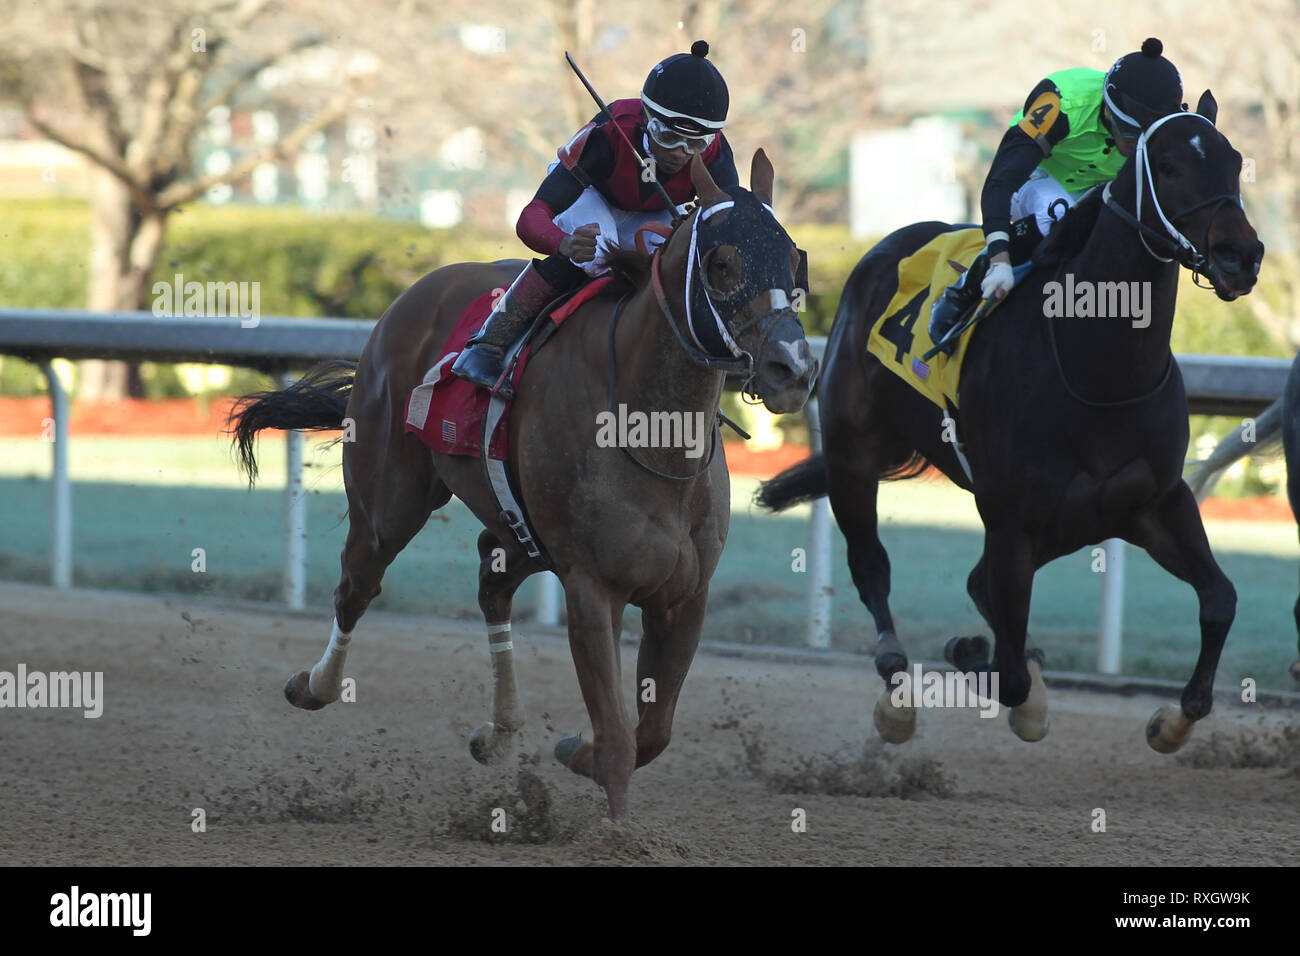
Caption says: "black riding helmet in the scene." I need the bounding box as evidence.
[641,40,729,137]
[1104,37,1184,139]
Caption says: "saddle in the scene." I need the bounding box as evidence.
[867,228,1015,413]
[403,275,616,558]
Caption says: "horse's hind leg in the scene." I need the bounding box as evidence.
[946,556,994,671]
[468,531,545,764]
[826,452,914,743]
[632,588,708,768]
[1128,482,1236,753]
[285,441,450,710]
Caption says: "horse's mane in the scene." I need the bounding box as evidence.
[1033,186,1106,268]
[602,247,654,296]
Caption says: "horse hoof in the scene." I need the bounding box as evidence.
[1008,656,1048,741]
[943,635,990,669]
[554,734,596,778]
[873,691,916,744]
[1145,705,1194,754]
[1289,659,1300,685]
[1008,706,1050,742]
[469,721,513,765]
[284,671,331,711]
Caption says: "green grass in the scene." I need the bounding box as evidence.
[2,436,1298,689]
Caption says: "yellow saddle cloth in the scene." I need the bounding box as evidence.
[866,227,1000,411]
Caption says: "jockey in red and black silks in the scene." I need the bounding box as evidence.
[927,37,1186,351]
[452,40,738,390]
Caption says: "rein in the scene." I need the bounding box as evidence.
[606,293,720,480]
[1052,111,1241,406]
[646,202,795,400]
[602,199,799,479]
[649,236,754,379]
[1043,259,1174,408]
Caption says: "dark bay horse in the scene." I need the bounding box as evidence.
[1187,356,1300,684]
[232,152,817,818]
[760,93,1263,753]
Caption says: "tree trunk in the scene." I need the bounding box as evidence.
[549,0,594,133]
[81,169,167,399]
[80,166,134,400]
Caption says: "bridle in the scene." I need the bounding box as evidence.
[605,195,801,479]
[647,198,799,401]
[1054,111,1238,407]
[1102,111,1239,289]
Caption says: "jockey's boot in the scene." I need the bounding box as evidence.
[452,261,563,389]
[927,252,990,354]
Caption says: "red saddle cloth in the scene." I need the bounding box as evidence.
[403,276,613,458]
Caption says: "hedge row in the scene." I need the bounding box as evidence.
[0,198,1288,398]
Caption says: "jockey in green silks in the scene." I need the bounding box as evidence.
[927,37,1186,350]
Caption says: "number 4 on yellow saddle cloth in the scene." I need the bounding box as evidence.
[867,228,1008,412]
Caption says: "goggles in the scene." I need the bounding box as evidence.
[1104,88,1156,143]
[645,114,716,155]
[1107,112,1143,143]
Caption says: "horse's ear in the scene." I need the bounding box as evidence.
[690,153,725,207]
[750,148,774,206]
[1196,90,1218,126]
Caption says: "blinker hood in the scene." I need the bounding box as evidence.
[684,189,798,360]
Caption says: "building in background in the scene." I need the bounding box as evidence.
[849,117,975,239]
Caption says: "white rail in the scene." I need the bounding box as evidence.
[2,310,1288,672]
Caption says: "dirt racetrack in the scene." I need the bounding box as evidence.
[3,580,1298,866]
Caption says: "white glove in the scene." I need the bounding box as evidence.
[981,260,1015,300]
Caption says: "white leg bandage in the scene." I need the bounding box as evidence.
[308,618,351,702]
[486,622,523,732]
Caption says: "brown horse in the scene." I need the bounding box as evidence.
[231,151,817,818]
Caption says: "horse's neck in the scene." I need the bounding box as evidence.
[615,281,725,415]
[1049,183,1181,401]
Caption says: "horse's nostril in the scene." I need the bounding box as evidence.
[1214,250,1244,275]
[761,360,797,387]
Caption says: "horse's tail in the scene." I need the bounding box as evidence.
[755,454,828,512]
[229,359,357,485]
[755,444,934,512]
[1185,398,1284,501]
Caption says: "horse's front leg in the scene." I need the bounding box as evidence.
[634,587,708,768]
[954,551,1048,741]
[980,526,1049,741]
[1127,480,1236,753]
[554,573,636,819]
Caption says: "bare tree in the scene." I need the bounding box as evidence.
[1170,0,1300,348]
[2,0,368,398]
[709,0,874,219]
[393,0,872,220]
